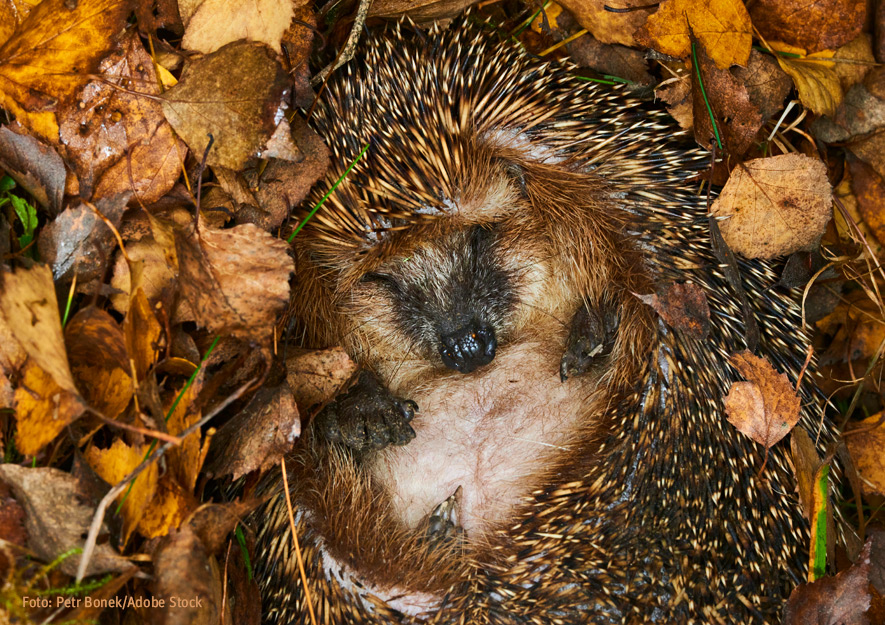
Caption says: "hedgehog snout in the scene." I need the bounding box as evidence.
[438,321,497,373]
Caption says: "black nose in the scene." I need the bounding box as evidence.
[439,322,497,373]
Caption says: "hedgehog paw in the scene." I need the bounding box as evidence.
[315,370,417,452]
[425,486,464,549]
[560,302,619,382]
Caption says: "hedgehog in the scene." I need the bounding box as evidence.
[253,18,833,625]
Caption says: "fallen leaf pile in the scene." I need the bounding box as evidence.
[0,0,883,622]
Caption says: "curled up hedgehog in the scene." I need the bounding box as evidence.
[253,18,834,625]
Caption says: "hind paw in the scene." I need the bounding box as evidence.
[560,301,619,382]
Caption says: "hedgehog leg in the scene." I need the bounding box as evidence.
[314,369,417,452]
[424,486,464,549]
[559,301,619,382]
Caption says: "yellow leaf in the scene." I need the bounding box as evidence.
[137,475,194,538]
[123,287,162,383]
[85,439,158,544]
[14,361,85,456]
[0,0,132,142]
[166,372,208,492]
[636,0,751,69]
[531,3,562,33]
[776,55,843,116]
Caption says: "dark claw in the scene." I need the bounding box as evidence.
[560,302,619,382]
[315,370,418,452]
[425,486,464,549]
[439,321,497,374]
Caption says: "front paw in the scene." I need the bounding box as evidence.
[560,301,619,382]
[315,370,417,452]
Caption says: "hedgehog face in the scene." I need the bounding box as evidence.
[357,223,517,373]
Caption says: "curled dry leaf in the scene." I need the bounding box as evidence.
[0,0,133,142]
[557,0,651,47]
[710,154,833,259]
[174,218,294,341]
[0,465,133,577]
[636,282,710,340]
[0,126,65,215]
[181,0,299,54]
[205,381,299,480]
[160,41,290,170]
[844,414,885,495]
[635,0,751,70]
[58,30,187,203]
[724,351,801,449]
[783,539,873,625]
[750,0,866,55]
[85,439,159,544]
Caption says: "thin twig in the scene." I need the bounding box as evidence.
[310,0,371,87]
[281,459,317,625]
[75,378,257,582]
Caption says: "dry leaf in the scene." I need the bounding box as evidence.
[124,287,164,383]
[636,282,710,339]
[58,30,187,203]
[285,346,357,410]
[137,476,195,539]
[848,155,885,249]
[165,371,208,492]
[368,0,475,21]
[710,154,833,259]
[152,525,220,625]
[205,381,299,480]
[777,55,843,117]
[844,414,885,495]
[751,0,866,55]
[791,428,822,523]
[691,36,763,156]
[37,193,129,283]
[186,499,262,554]
[557,0,651,47]
[834,34,875,91]
[656,73,693,130]
[0,465,133,577]
[181,0,299,54]
[732,49,792,123]
[784,539,873,625]
[161,41,290,170]
[0,0,133,141]
[174,218,293,341]
[724,351,801,449]
[635,0,751,69]
[0,126,65,214]
[85,439,159,543]
[14,361,86,456]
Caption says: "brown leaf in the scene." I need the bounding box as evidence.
[181,0,301,54]
[161,41,290,170]
[565,30,655,87]
[14,361,86,455]
[37,193,129,283]
[124,287,164,383]
[724,351,801,448]
[153,525,220,625]
[834,34,876,91]
[784,538,873,625]
[732,50,793,124]
[791,428,822,523]
[751,0,866,55]
[205,381,299,480]
[186,499,262,555]
[691,36,763,156]
[636,282,710,339]
[85,439,159,543]
[0,479,27,548]
[58,30,187,202]
[557,0,652,47]
[0,126,65,214]
[656,72,693,130]
[285,346,357,410]
[0,0,133,142]
[844,414,885,495]
[231,118,330,230]
[635,0,751,69]
[848,154,885,250]
[368,0,475,21]
[710,154,833,259]
[0,465,133,577]
[174,218,293,341]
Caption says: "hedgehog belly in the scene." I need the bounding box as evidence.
[369,326,602,536]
